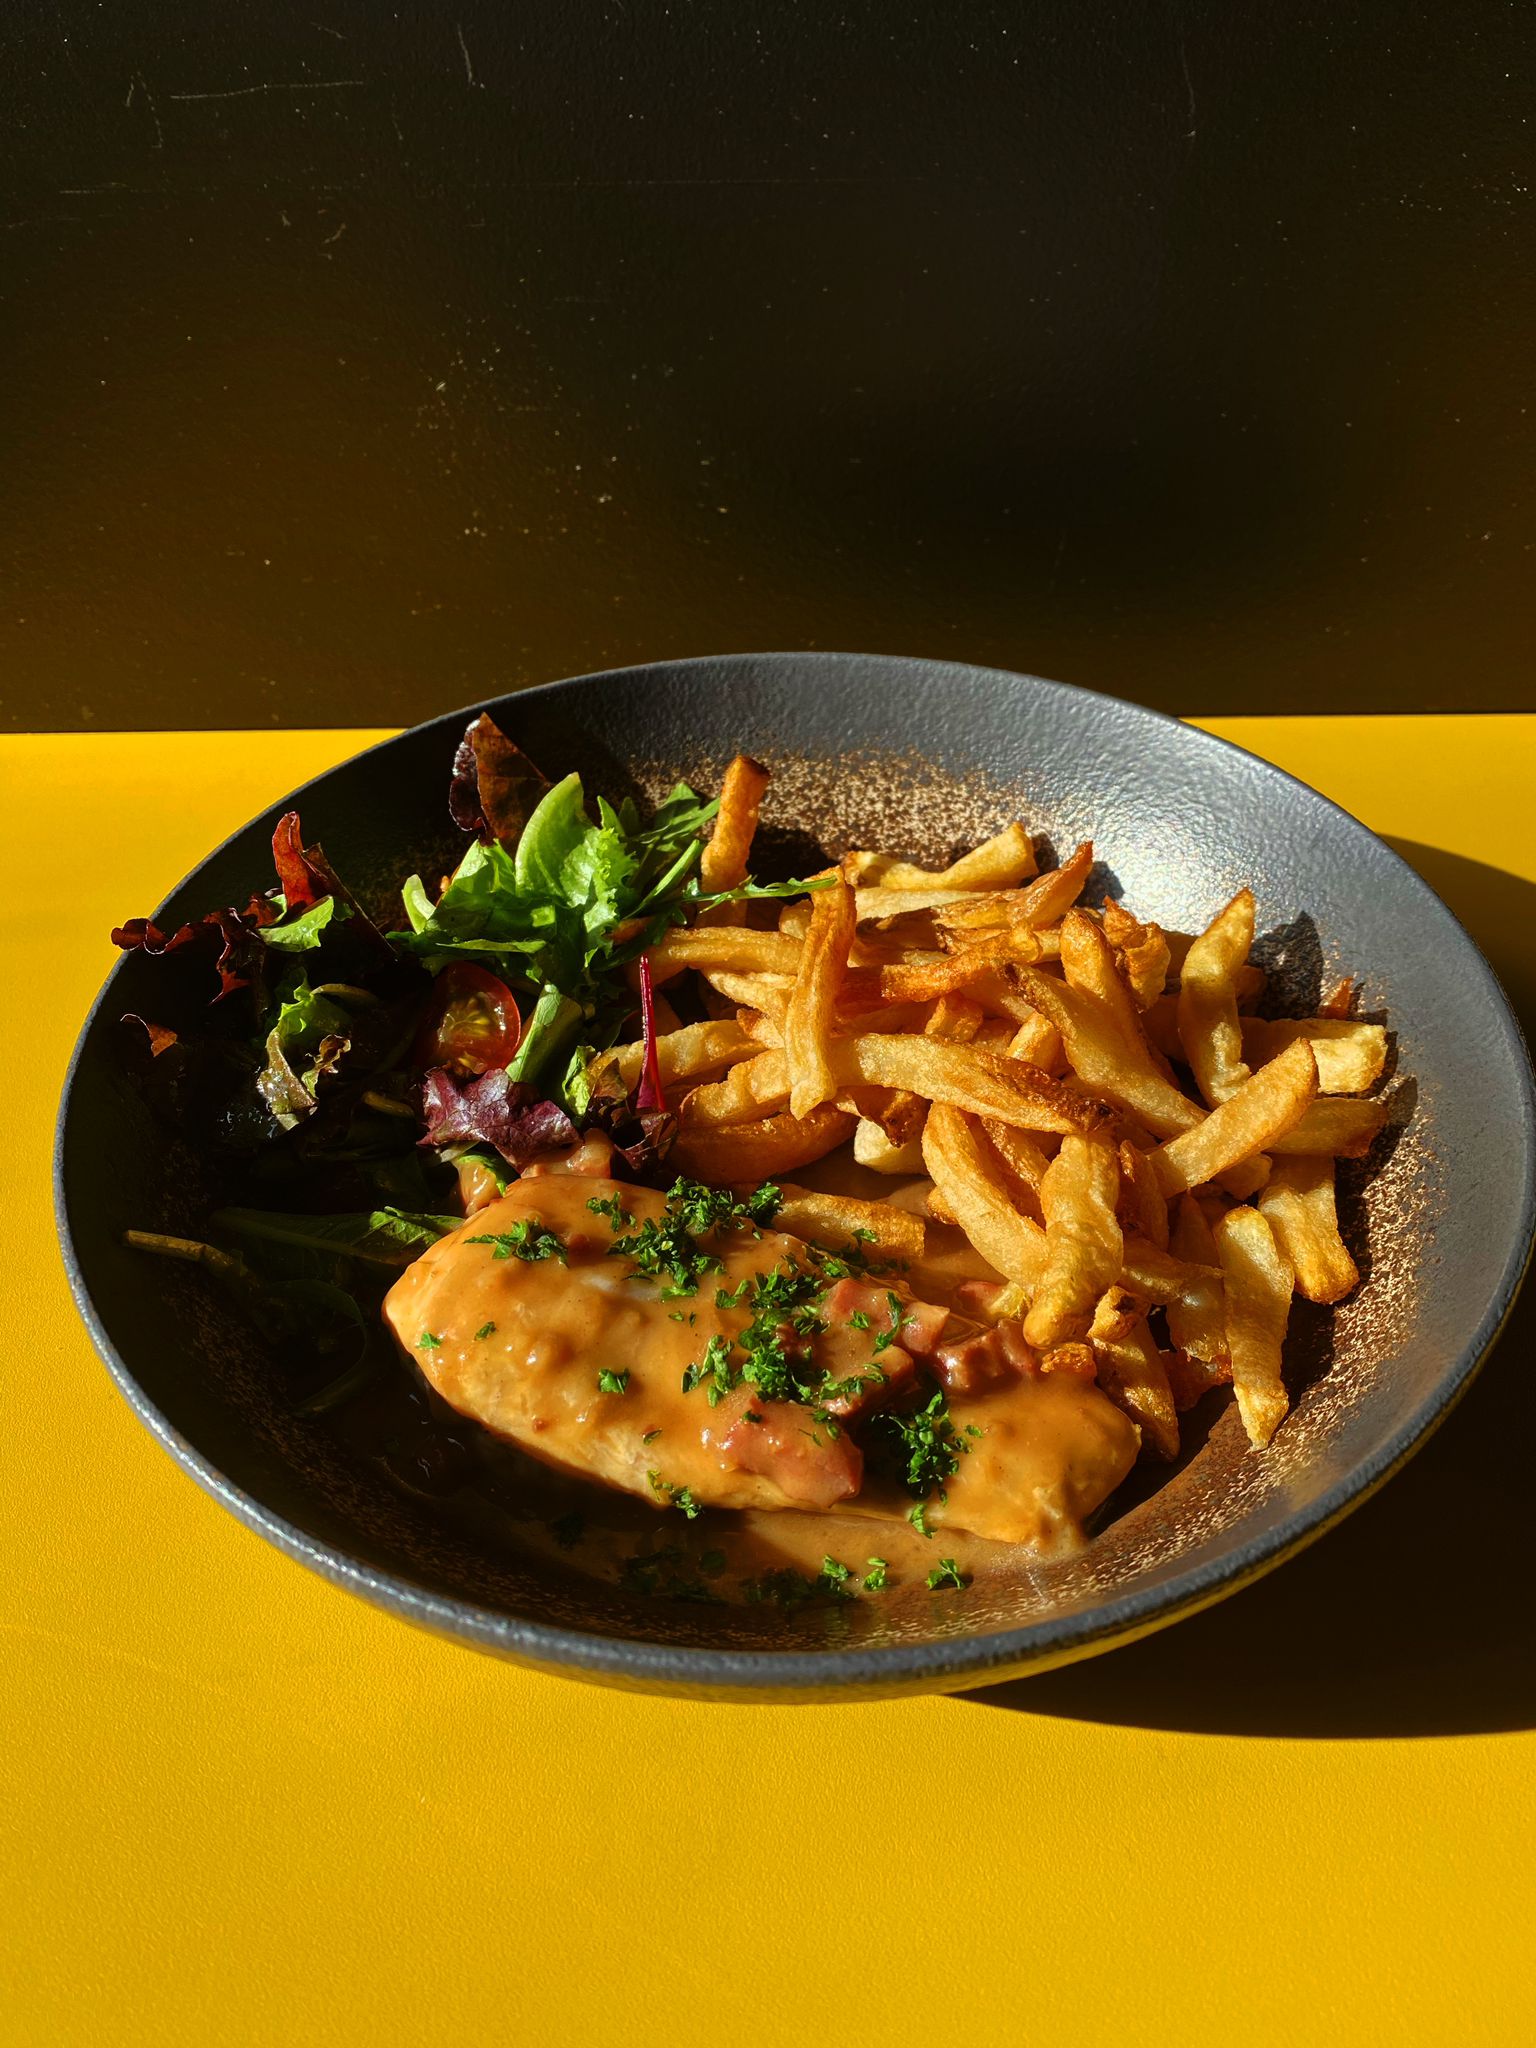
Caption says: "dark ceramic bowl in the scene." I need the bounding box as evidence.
[57,655,1536,1700]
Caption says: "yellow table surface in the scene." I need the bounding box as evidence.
[5,715,1534,2048]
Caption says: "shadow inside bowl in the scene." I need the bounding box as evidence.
[965,844,1536,1737]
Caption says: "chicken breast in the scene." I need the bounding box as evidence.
[383,1176,1138,1542]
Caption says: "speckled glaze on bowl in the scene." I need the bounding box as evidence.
[55,655,1536,1700]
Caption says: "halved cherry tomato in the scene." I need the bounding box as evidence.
[412,963,522,1076]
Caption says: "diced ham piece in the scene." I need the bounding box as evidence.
[897,1294,950,1359]
[809,1277,948,1416]
[819,1278,949,1356]
[934,1318,1041,1396]
[706,1389,863,1509]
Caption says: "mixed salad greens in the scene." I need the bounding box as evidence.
[115,713,818,1402]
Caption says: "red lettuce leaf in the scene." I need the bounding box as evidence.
[583,1092,677,1181]
[416,1067,579,1166]
[448,713,550,845]
[268,811,393,963]
[112,892,276,1000]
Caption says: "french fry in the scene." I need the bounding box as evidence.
[845,930,1052,1006]
[851,886,999,921]
[748,997,936,1047]
[973,1017,1023,1051]
[680,1050,791,1126]
[922,1105,1047,1290]
[1166,1194,1229,1366]
[649,926,803,981]
[1118,1238,1222,1309]
[699,754,771,895]
[1149,1040,1318,1196]
[1165,936,1267,1008]
[684,1029,1098,1137]
[784,877,857,1118]
[670,1104,856,1181]
[1213,1205,1294,1448]
[1088,1293,1180,1460]
[1319,975,1356,1018]
[702,969,794,1021]
[758,1184,926,1263]
[1101,901,1171,1010]
[1024,1132,1124,1348]
[832,1034,1107,1135]
[1086,1285,1139,1344]
[1240,1016,1388,1095]
[850,1119,921,1174]
[1258,1155,1359,1303]
[1008,1009,1064,1073]
[1164,1348,1233,1411]
[1039,1341,1096,1378]
[1269,1096,1388,1157]
[1217,1154,1272,1200]
[1118,1138,1170,1249]
[883,992,984,1145]
[842,821,1038,892]
[1059,911,1168,1071]
[1141,996,1183,1064]
[935,842,1094,936]
[981,1118,1053,1208]
[594,1017,755,1094]
[903,1235,1009,1307]
[1177,888,1255,1106]
[1013,964,1204,1138]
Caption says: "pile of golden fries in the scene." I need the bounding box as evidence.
[593,757,1392,1459]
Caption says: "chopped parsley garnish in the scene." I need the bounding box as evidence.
[813,1365,887,1413]
[467,1220,568,1264]
[596,1368,630,1395]
[872,1290,913,1355]
[586,1192,634,1230]
[416,1331,442,1350]
[681,1332,737,1405]
[818,1555,853,1594]
[926,1558,967,1591]
[549,1509,585,1549]
[606,1177,783,1299]
[641,1429,662,1444]
[848,1309,871,1331]
[808,1230,894,1282]
[647,1470,702,1518]
[863,1557,890,1591]
[908,1502,934,1538]
[474,1320,496,1340]
[875,1385,969,1499]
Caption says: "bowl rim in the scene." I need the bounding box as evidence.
[54,652,1536,1696]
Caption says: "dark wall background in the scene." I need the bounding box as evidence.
[3,0,1530,730]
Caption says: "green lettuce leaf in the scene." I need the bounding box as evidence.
[259,896,339,951]
[388,768,826,1112]
[213,1206,459,1270]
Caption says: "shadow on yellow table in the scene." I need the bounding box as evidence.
[973,840,1536,1738]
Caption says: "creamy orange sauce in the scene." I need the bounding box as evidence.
[381,1178,1138,1587]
